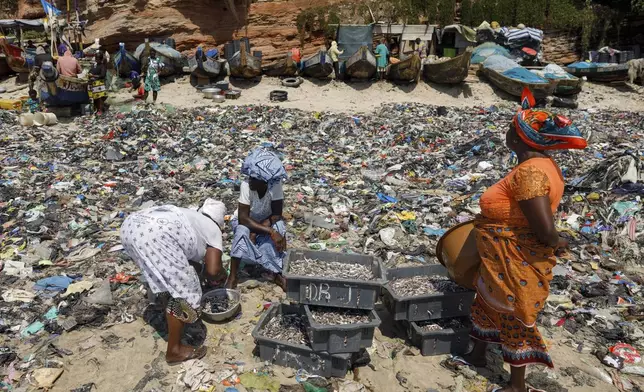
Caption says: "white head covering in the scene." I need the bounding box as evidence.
[198,198,226,229]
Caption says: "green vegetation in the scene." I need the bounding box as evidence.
[296,6,341,46]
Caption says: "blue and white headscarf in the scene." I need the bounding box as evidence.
[241,148,287,186]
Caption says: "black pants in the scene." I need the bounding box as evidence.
[333,61,341,80]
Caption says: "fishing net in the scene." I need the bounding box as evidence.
[471,42,511,64]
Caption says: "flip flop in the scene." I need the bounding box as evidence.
[441,355,475,371]
[527,388,547,392]
[166,345,208,366]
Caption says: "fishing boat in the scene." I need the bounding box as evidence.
[262,49,299,77]
[113,42,140,77]
[422,47,473,84]
[481,55,556,99]
[0,38,32,73]
[188,46,226,85]
[38,65,90,106]
[301,50,333,79]
[387,53,421,83]
[344,46,376,80]
[530,64,584,96]
[564,62,629,83]
[134,39,184,77]
[0,54,13,78]
[228,40,262,79]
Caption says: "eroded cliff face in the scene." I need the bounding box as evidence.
[12,0,346,61]
[9,0,579,64]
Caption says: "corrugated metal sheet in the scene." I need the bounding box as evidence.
[373,24,437,41]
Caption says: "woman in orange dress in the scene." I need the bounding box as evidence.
[462,90,587,392]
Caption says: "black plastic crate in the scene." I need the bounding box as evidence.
[283,249,386,310]
[304,305,381,354]
[251,303,351,378]
[406,318,471,356]
[382,265,475,322]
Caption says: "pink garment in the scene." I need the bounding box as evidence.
[56,50,81,77]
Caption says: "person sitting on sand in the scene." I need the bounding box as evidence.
[227,148,288,290]
[24,89,41,113]
[120,199,228,364]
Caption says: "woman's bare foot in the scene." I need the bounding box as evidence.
[165,344,207,364]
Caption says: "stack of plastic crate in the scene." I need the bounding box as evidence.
[382,264,476,356]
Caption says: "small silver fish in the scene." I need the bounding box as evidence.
[389,275,467,297]
[289,258,375,281]
[309,306,371,325]
[261,313,310,346]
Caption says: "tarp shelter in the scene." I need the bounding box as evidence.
[440,25,476,54]
[373,24,437,55]
[0,19,45,31]
[337,25,374,60]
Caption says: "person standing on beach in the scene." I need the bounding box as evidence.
[142,49,164,104]
[328,41,343,80]
[374,38,389,81]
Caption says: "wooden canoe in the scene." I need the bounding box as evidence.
[114,43,140,77]
[387,53,421,83]
[564,64,629,83]
[229,40,262,79]
[481,65,556,99]
[262,52,298,77]
[530,67,584,96]
[301,50,333,79]
[0,38,31,73]
[0,54,13,77]
[39,73,90,106]
[188,46,225,84]
[344,46,376,80]
[135,41,183,77]
[423,47,472,84]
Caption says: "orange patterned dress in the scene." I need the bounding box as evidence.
[470,157,563,368]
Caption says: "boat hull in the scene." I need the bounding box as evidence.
[423,48,472,84]
[262,54,297,77]
[229,46,262,79]
[387,53,421,82]
[39,75,90,106]
[301,50,333,79]
[481,66,556,99]
[114,50,140,77]
[564,65,629,82]
[0,54,13,77]
[345,46,376,79]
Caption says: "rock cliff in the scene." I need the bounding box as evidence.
[6,0,581,64]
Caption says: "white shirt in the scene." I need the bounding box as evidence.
[179,207,223,261]
[235,181,284,222]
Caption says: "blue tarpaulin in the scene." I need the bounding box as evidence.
[337,25,374,60]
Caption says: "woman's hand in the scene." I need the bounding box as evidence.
[270,229,287,253]
[555,237,569,257]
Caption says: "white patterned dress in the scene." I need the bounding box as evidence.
[120,205,222,319]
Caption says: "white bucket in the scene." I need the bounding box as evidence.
[19,113,34,126]
[33,112,58,126]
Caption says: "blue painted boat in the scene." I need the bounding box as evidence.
[39,64,89,106]
[113,42,140,77]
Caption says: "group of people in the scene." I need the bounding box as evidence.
[119,88,589,392]
[23,40,164,116]
[120,148,288,364]
[325,37,429,81]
